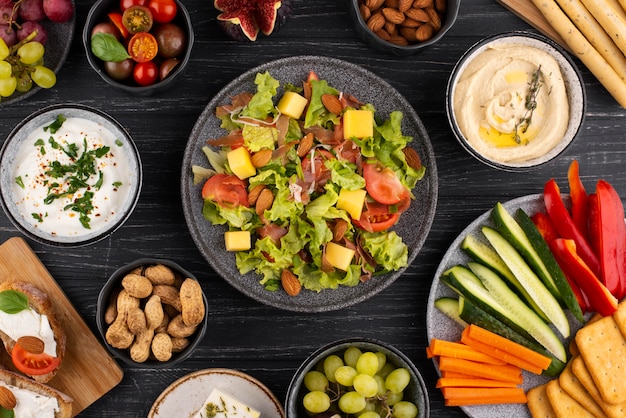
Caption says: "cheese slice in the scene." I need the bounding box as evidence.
[193,388,261,418]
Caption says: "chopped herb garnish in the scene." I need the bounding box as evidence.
[32,213,44,222]
[64,191,95,229]
[514,65,542,144]
[43,114,66,134]
[115,139,123,147]
[15,176,24,189]
[112,181,123,188]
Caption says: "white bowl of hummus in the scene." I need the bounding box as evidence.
[0,104,142,246]
[446,31,586,171]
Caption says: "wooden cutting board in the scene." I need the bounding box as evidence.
[0,237,123,417]
[496,0,571,52]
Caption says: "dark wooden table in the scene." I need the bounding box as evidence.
[1,0,625,417]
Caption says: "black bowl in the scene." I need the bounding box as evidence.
[82,0,194,95]
[96,258,208,369]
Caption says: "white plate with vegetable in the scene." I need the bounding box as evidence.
[180,55,438,312]
[426,194,585,418]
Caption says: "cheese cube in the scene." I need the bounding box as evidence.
[277,91,308,119]
[326,242,356,272]
[343,109,373,139]
[193,388,260,418]
[337,188,366,220]
[227,147,256,180]
[224,231,251,251]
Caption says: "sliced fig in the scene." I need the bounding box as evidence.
[214,0,292,42]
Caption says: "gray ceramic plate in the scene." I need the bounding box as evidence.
[0,0,75,105]
[181,55,438,312]
[426,194,585,417]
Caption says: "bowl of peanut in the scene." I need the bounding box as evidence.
[348,0,460,55]
[96,258,208,368]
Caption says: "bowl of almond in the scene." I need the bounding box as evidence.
[96,258,208,368]
[348,0,460,55]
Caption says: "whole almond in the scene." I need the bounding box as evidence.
[435,0,446,13]
[251,149,272,168]
[297,132,315,158]
[281,270,301,296]
[255,188,274,216]
[401,17,421,28]
[413,0,433,7]
[388,35,409,45]
[365,0,385,10]
[382,7,405,24]
[405,7,429,22]
[403,147,422,169]
[359,4,371,20]
[415,23,434,41]
[426,6,442,30]
[17,335,45,354]
[0,387,16,410]
[399,26,418,41]
[398,0,413,12]
[332,219,349,242]
[384,21,397,35]
[247,184,266,206]
[375,28,391,41]
[367,11,385,32]
[385,0,399,7]
[321,94,343,115]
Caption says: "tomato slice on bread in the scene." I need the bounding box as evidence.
[12,343,61,376]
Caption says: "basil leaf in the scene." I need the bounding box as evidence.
[0,406,15,418]
[91,33,131,62]
[0,290,28,314]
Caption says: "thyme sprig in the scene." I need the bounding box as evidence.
[514,65,543,144]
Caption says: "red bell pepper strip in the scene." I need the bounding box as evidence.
[531,212,560,243]
[549,238,617,317]
[544,179,601,277]
[595,180,626,299]
[567,160,589,241]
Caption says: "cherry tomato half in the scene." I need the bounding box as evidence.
[362,160,409,205]
[148,0,177,23]
[201,174,249,208]
[12,343,61,376]
[353,200,400,233]
[127,32,158,62]
[133,60,158,86]
[120,0,148,12]
[108,12,130,38]
[122,5,153,35]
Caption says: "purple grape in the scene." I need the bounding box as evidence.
[18,0,45,22]
[0,3,17,24]
[0,23,16,46]
[43,0,73,23]
[17,20,46,44]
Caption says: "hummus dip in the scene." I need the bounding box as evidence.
[453,43,569,164]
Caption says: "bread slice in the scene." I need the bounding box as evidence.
[0,369,72,418]
[0,281,66,383]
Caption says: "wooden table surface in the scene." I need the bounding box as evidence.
[1,0,625,417]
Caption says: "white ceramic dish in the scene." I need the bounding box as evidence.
[426,194,586,417]
[180,55,438,312]
[147,368,285,418]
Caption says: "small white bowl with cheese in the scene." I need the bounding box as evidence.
[0,103,142,246]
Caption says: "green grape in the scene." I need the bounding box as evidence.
[377,362,395,379]
[356,352,379,376]
[302,391,331,414]
[31,66,56,89]
[335,365,357,387]
[0,38,8,61]
[15,73,33,93]
[0,61,12,79]
[344,346,363,368]
[386,390,403,406]
[392,401,418,418]
[0,76,17,97]
[358,412,381,418]
[385,367,410,394]
[17,42,45,65]
[375,351,387,372]
[338,391,366,414]
[323,354,344,383]
[303,370,328,392]
[373,374,386,396]
[353,373,378,398]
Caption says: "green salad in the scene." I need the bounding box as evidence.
[193,71,425,295]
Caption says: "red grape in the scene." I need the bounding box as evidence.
[0,3,17,24]
[0,23,16,46]
[18,0,46,21]
[17,20,46,43]
[42,0,73,23]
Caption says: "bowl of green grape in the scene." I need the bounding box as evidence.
[285,338,429,418]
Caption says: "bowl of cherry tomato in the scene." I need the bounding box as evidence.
[82,0,193,95]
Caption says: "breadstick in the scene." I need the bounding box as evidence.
[532,0,626,107]
[556,0,626,81]
[580,0,626,56]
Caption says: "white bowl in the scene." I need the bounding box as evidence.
[0,104,142,246]
[446,31,586,171]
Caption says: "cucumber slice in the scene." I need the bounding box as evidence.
[516,208,585,323]
[434,297,468,328]
[458,297,566,376]
[461,233,549,322]
[468,261,567,363]
[491,202,561,301]
[482,226,570,339]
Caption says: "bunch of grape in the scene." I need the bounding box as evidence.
[301,346,420,418]
[0,33,55,97]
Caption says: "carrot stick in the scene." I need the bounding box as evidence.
[460,332,544,375]
[441,371,477,379]
[429,339,507,365]
[437,356,523,383]
[464,324,552,371]
[426,346,434,358]
[442,387,527,406]
[436,377,519,388]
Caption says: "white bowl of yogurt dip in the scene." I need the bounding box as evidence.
[446,31,586,171]
[0,104,142,246]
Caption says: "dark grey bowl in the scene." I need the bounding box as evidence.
[82,0,194,96]
[347,0,460,56]
[96,258,208,369]
[446,31,586,171]
[285,338,430,417]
